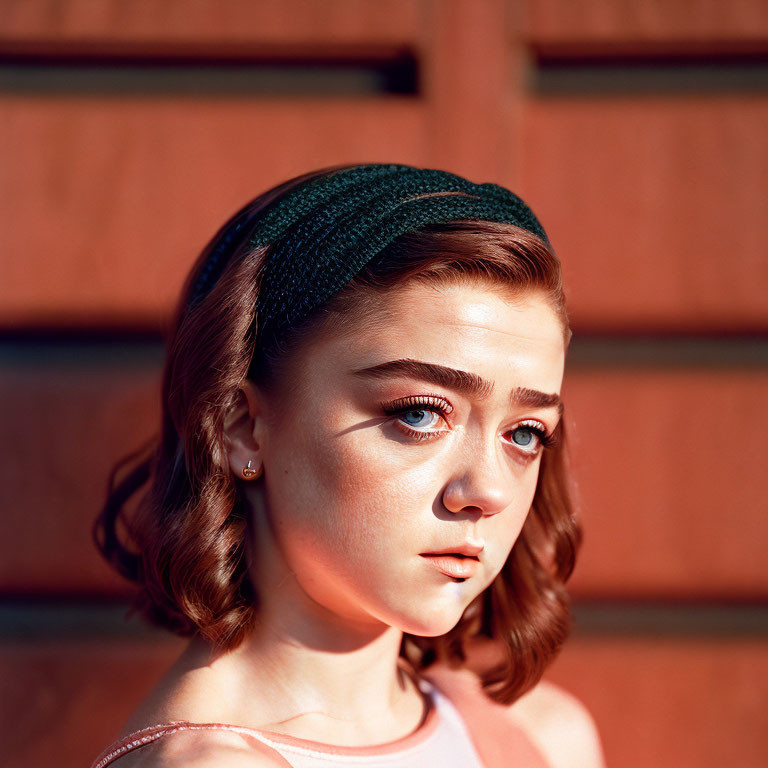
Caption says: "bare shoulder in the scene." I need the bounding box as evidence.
[507,680,607,768]
[121,728,289,767]
[422,661,605,768]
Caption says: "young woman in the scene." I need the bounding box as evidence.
[90,163,606,767]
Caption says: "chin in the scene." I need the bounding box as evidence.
[393,601,469,638]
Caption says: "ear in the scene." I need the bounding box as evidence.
[223,379,268,480]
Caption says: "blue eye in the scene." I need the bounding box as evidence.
[506,421,551,455]
[400,409,440,429]
[381,395,453,441]
[512,427,535,446]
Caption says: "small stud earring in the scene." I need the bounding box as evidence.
[241,459,261,479]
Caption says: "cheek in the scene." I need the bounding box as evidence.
[307,431,438,547]
[266,423,414,560]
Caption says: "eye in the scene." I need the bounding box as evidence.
[381,395,453,442]
[503,420,552,456]
[401,409,441,429]
[512,427,536,446]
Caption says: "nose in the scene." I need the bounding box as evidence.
[441,439,514,517]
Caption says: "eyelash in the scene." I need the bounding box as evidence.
[380,395,556,455]
[381,395,453,442]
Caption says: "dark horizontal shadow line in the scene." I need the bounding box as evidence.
[567,335,768,369]
[1,598,766,641]
[0,55,418,96]
[0,40,416,65]
[0,335,166,369]
[2,333,768,370]
[530,51,768,95]
[0,600,171,642]
[572,599,768,637]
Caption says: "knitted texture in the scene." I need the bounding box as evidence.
[189,163,549,347]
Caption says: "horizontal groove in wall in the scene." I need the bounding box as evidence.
[2,599,766,641]
[530,51,768,95]
[573,599,768,637]
[0,41,417,63]
[0,337,165,369]
[0,600,169,641]
[566,335,768,369]
[0,50,418,96]
[2,335,768,370]
[530,40,768,60]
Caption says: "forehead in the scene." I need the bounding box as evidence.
[299,280,566,397]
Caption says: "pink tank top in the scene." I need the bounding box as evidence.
[88,672,549,768]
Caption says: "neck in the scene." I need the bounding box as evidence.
[168,502,425,745]
[177,593,419,743]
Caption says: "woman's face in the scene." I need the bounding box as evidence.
[247,279,566,638]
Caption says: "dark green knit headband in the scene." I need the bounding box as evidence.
[190,163,550,346]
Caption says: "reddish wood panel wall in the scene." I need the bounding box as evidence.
[521,96,768,331]
[1,1,766,766]
[1,0,422,45]
[544,636,768,768]
[526,0,768,46]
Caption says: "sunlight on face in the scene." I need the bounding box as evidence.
[249,279,566,637]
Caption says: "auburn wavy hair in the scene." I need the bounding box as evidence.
[93,164,582,706]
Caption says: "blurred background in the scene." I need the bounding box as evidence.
[1,1,767,766]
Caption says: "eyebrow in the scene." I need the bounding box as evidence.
[510,386,563,415]
[350,358,562,414]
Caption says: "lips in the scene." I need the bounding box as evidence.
[420,553,480,579]
[419,541,483,580]
[422,541,484,558]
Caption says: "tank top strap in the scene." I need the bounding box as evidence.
[88,720,293,768]
[421,665,551,768]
